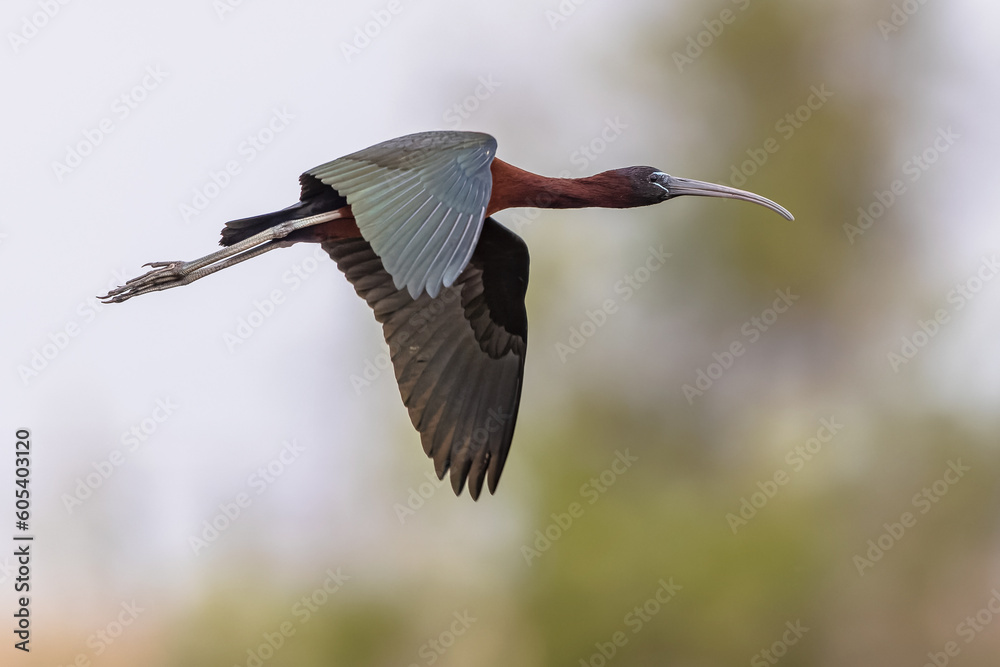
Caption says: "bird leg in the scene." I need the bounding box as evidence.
[100,209,346,303]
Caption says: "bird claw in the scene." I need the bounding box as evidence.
[98,261,189,303]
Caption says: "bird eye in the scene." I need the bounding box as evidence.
[649,172,671,194]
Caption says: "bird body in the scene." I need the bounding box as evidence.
[103,130,792,499]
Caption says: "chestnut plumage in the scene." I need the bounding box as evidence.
[102,130,792,498]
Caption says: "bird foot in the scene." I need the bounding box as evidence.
[99,261,191,303]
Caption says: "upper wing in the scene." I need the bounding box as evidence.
[324,217,528,499]
[307,131,496,300]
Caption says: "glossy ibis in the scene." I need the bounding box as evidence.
[102,131,793,499]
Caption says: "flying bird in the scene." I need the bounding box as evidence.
[102,131,792,499]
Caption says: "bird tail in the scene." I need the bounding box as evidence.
[219,202,310,246]
[219,175,348,246]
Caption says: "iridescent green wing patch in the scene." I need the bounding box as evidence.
[308,131,496,298]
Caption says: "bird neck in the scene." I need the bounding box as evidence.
[487,159,638,216]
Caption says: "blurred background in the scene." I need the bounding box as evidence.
[3,0,999,665]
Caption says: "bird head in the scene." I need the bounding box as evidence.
[624,167,794,220]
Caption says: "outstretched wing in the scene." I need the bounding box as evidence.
[308,131,496,299]
[324,217,528,499]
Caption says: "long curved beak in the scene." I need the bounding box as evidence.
[659,174,794,221]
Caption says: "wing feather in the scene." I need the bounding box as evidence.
[308,131,496,299]
[323,217,528,498]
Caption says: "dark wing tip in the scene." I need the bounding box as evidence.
[450,456,473,497]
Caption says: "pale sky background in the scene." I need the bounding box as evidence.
[2,0,1000,665]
